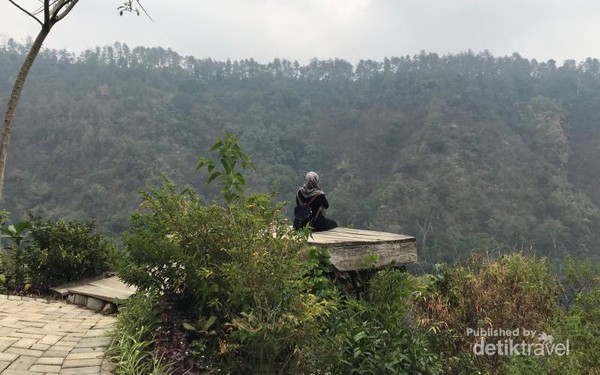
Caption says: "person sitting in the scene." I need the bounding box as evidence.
[293,171,338,231]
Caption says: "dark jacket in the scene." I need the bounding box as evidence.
[294,190,337,231]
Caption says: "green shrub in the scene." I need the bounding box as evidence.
[25,214,115,289]
[0,221,32,292]
[118,178,333,373]
[299,269,439,374]
[504,258,600,374]
[109,290,171,375]
[413,253,560,374]
[1,215,114,293]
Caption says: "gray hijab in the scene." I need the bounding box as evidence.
[300,171,325,198]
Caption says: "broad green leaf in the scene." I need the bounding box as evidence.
[209,140,223,151]
[207,171,222,183]
[204,315,217,331]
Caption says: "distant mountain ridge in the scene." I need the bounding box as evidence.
[1,41,599,265]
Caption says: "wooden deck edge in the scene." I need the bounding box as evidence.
[328,240,417,271]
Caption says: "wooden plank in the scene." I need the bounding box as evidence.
[308,228,413,244]
[52,276,137,302]
[328,241,417,271]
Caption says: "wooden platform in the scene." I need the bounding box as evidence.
[51,275,137,303]
[307,228,417,271]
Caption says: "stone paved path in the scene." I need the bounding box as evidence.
[0,295,115,374]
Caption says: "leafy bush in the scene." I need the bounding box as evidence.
[299,269,439,374]
[23,214,115,289]
[0,221,32,291]
[504,257,600,374]
[0,215,114,293]
[109,290,171,375]
[118,177,334,373]
[413,253,560,374]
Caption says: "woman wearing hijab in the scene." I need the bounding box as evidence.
[293,171,338,231]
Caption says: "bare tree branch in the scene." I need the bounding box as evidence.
[119,0,153,20]
[52,0,79,23]
[43,0,50,26]
[33,0,58,15]
[8,0,43,27]
[135,0,153,20]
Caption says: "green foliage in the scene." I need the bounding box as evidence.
[0,221,32,292]
[302,246,336,297]
[109,290,171,375]
[117,133,437,372]
[1,215,109,293]
[0,211,9,227]
[0,221,31,248]
[23,214,115,290]
[504,257,600,374]
[197,132,256,204]
[118,176,334,373]
[301,269,438,374]
[414,254,560,374]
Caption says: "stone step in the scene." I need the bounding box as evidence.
[51,275,137,314]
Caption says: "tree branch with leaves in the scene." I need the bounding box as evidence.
[197,133,256,204]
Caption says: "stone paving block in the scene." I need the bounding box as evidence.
[62,327,90,334]
[0,316,20,323]
[31,343,51,351]
[30,363,62,373]
[2,370,39,375]
[0,360,10,372]
[6,354,38,370]
[70,347,97,353]
[66,351,104,360]
[36,356,64,365]
[19,312,46,320]
[5,347,44,357]
[39,334,63,346]
[13,337,39,348]
[0,352,19,361]
[43,306,61,312]
[61,336,83,342]
[94,323,115,331]
[62,358,103,368]
[43,350,72,358]
[84,318,102,324]
[0,336,19,344]
[55,340,78,348]
[75,337,113,348]
[7,331,45,339]
[49,344,76,352]
[59,366,102,375]
[19,320,47,328]
[84,329,111,338]
[75,310,97,317]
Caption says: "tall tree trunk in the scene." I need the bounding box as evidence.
[0,26,51,200]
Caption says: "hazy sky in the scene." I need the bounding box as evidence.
[1,0,599,65]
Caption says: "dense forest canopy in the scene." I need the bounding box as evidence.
[1,39,600,267]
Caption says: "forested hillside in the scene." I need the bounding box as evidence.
[1,40,599,266]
